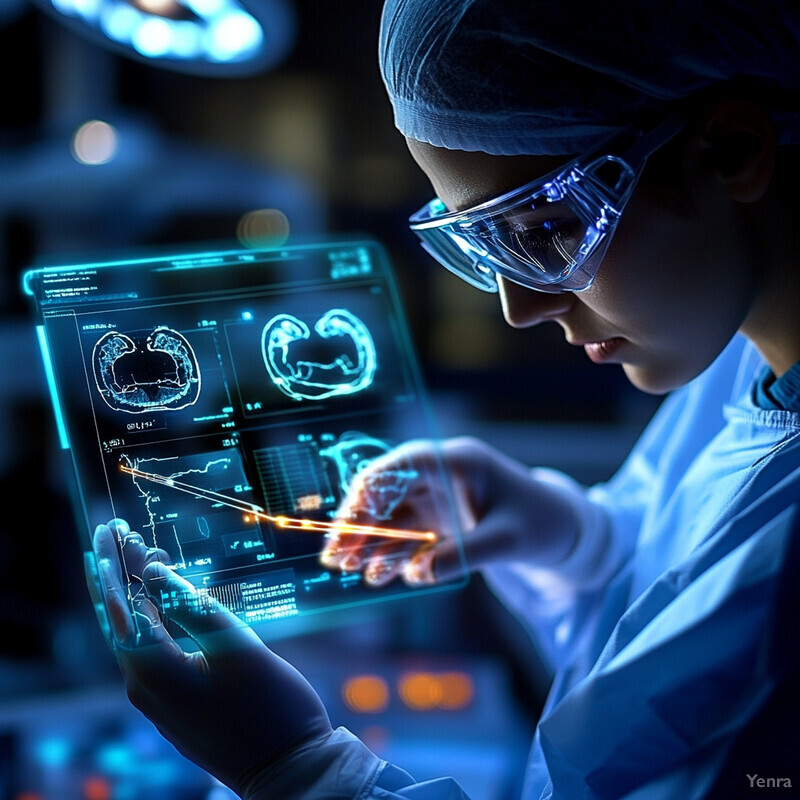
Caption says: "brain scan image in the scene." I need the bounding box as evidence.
[92,327,201,413]
[261,309,377,401]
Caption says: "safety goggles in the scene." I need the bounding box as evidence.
[409,114,685,293]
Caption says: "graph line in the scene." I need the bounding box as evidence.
[120,464,437,543]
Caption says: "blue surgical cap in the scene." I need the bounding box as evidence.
[379,0,800,155]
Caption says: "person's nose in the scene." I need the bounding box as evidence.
[497,275,575,328]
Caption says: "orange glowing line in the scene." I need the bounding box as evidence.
[120,464,437,543]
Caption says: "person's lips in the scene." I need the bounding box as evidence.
[581,337,625,363]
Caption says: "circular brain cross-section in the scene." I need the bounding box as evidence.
[261,309,377,401]
[92,327,202,413]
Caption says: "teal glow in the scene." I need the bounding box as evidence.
[169,21,204,58]
[53,0,101,19]
[37,736,71,768]
[98,742,134,773]
[99,2,138,43]
[22,245,305,283]
[37,325,70,450]
[187,0,225,14]
[207,11,263,62]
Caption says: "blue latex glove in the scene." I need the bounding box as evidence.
[90,519,333,796]
[320,436,584,587]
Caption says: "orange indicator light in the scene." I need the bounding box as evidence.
[398,670,474,711]
[343,674,390,713]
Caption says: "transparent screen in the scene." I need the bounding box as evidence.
[24,240,465,644]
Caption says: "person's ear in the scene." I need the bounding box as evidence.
[698,98,777,203]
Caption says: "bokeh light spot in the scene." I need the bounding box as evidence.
[237,208,290,248]
[438,671,474,710]
[398,671,443,711]
[71,120,119,165]
[343,674,390,713]
[132,15,172,56]
[83,776,112,800]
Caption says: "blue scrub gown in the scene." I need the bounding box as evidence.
[247,334,800,800]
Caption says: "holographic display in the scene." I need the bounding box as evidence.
[24,240,466,648]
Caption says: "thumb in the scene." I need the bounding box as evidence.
[408,539,467,585]
[142,562,260,653]
[408,508,525,585]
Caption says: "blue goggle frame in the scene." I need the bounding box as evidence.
[409,114,685,293]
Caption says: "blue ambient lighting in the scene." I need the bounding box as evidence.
[30,0,294,76]
[0,0,26,26]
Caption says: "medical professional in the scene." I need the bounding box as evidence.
[92,1,800,798]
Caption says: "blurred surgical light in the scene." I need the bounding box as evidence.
[136,0,177,12]
[28,0,295,76]
[187,0,224,14]
[71,119,119,164]
[131,15,172,56]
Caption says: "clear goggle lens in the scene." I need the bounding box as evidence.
[409,114,686,293]
[410,156,632,294]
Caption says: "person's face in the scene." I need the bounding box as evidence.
[406,136,761,394]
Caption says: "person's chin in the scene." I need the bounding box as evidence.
[621,362,690,395]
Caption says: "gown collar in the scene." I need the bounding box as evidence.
[754,361,800,412]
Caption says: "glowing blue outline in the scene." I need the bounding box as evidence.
[37,324,70,450]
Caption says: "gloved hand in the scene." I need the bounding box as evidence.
[90,519,333,796]
[320,436,585,587]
